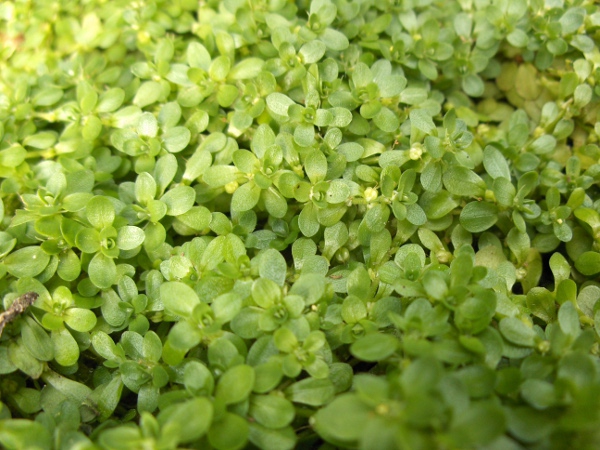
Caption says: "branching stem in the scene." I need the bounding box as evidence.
[0,292,38,337]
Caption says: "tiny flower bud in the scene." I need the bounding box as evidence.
[224,181,239,194]
[364,187,378,202]
[409,144,423,160]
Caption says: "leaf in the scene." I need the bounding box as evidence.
[21,317,53,361]
[212,293,242,324]
[87,196,115,229]
[483,146,511,179]
[499,317,536,347]
[133,81,162,108]
[229,57,264,79]
[160,186,196,216]
[97,88,125,113]
[460,201,499,233]
[32,87,63,106]
[187,42,211,70]
[313,393,371,445]
[526,288,556,323]
[462,74,484,97]
[154,153,178,193]
[448,402,506,447]
[89,253,117,289]
[157,397,213,444]
[299,40,327,64]
[64,308,97,332]
[248,423,296,450]
[285,377,335,406]
[374,107,399,132]
[558,301,580,338]
[250,395,295,429]
[0,420,52,450]
[350,334,398,362]
[410,109,436,134]
[4,246,50,278]
[258,249,287,286]
[52,328,80,366]
[320,28,349,51]
[266,93,295,117]
[443,166,486,197]
[137,112,158,138]
[208,412,249,450]
[117,226,145,250]
[575,252,600,276]
[162,126,191,153]
[232,181,261,212]
[215,364,255,405]
[160,281,200,317]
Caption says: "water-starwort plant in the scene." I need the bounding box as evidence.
[0,0,600,449]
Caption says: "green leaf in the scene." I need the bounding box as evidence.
[313,393,371,445]
[89,253,117,289]
[526,288,556,323]
[274,327,298,353]
[374,107,399,132]
[460,201,499,233]
[216,364,255,405]
[87,196,115,229]
[162,126,191,153]
[160,186,195,216]
[184,360,214,396]
[248,423,296,450]
[158,397,213,444]
[250,394,295,429]
[32,87,63,106]
[21,317,53,361]
[0,420,52,450]
[285,377,335,406]
[266,93,295,117]
[133,81,162,108]
[483,146,511,179]
[209,56,231,81]
[97,88,125,113]
[558,301,580,338]
[320,28,349,51]
[443,166,486,197]
[187,42,211,70]
[299,40,327,64]
[499,317,536,347]
[232,181,261,212]
[160,281,200,317]
[575,252,600,276]
[448,402,506,447]
[64,308,97,332]
[258,248,288,286]
[229,57,264,80]
[208,412,249,450]
[4,246,50,278]
[0,145,26,167]
[52,328,80,366]
[520,379,555,409]
[294,123,315,147]
[462,74,484,97]
[410,109,436,135]
[117,226,145,250]
[137,112,158,138]
[212,293,242,324]
[350,334,398,362]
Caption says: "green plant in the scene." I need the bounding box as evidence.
[0,0,600,449]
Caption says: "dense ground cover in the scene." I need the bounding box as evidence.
[0,0,600,448]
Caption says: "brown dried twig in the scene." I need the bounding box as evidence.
[0,292,38,337]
